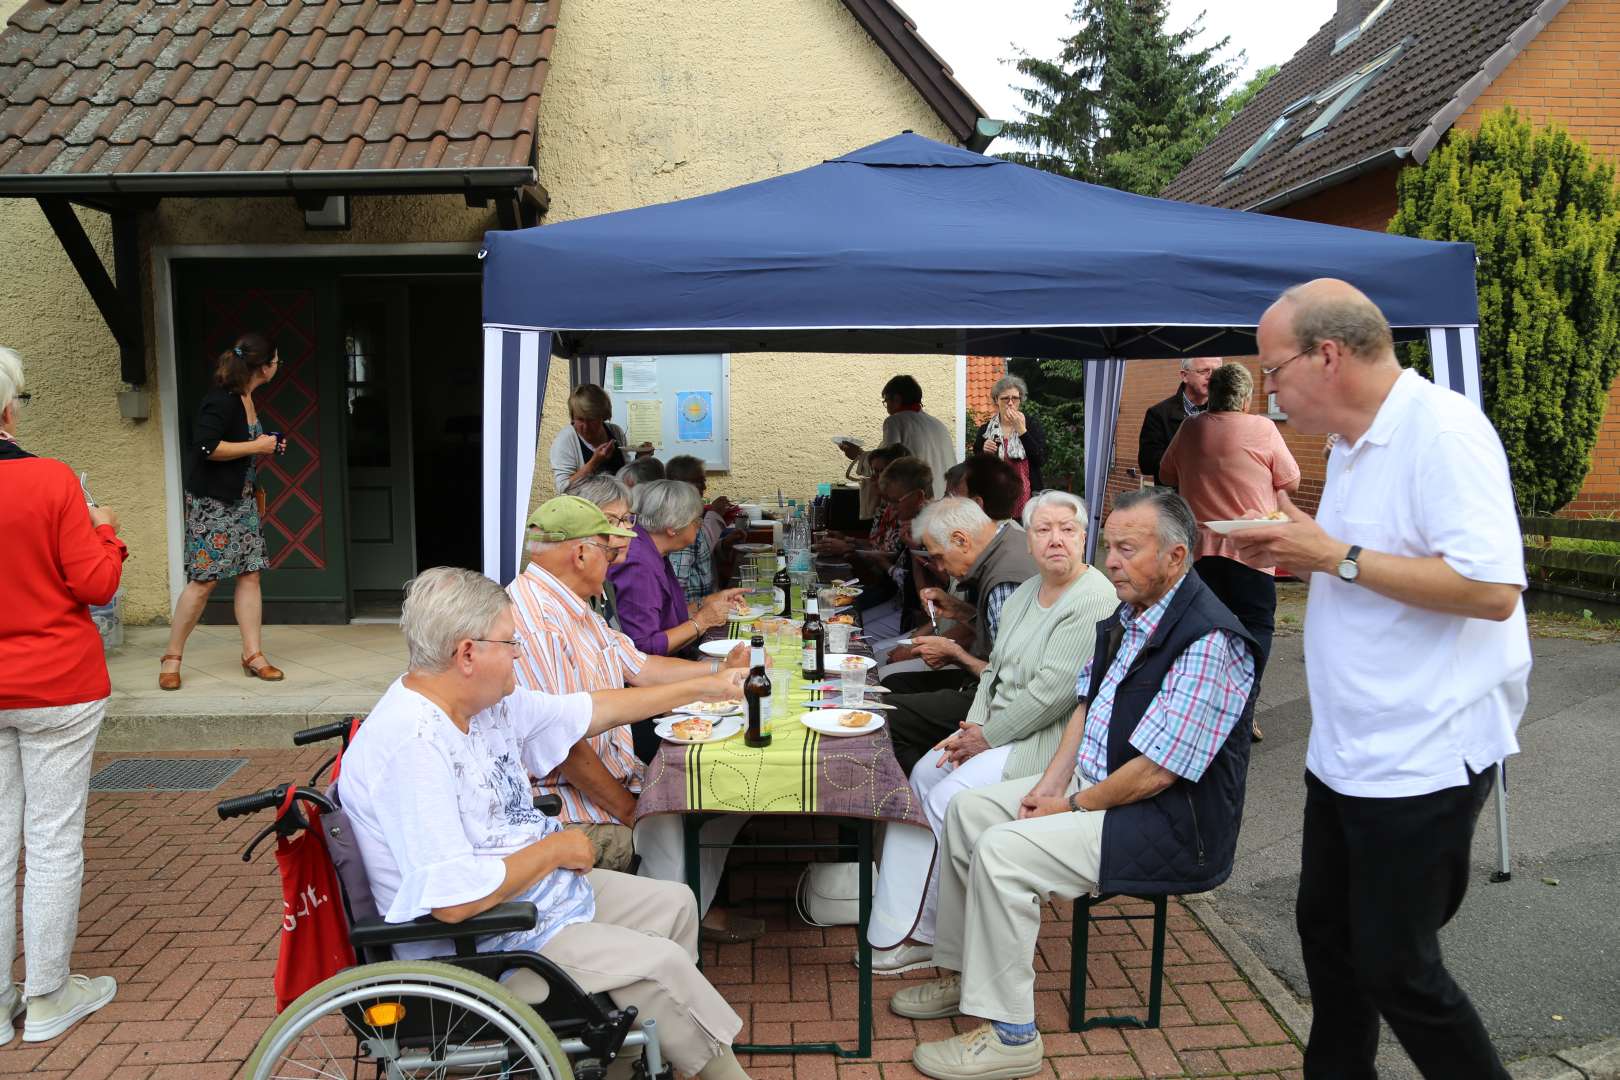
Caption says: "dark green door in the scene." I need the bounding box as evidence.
[339,282,416,596]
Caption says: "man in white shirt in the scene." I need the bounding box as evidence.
[839,374,959,498]
[338,567,754,1080]
[1233,279,1527,1080]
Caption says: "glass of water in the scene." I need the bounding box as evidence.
[840,659,866,707]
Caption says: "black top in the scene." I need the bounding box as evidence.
[971,412,1047,492]
[1136,391,1198,486]
[185,387,255,502]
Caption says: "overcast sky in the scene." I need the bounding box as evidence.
[903,1,1338,133]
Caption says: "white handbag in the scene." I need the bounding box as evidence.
[795,861,874,927]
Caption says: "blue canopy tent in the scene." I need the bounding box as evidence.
[479,132,1481,581]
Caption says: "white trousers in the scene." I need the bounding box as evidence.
[634,813,750,917]
[0,698,105,997]
[934,773,1105,1025]
[868,744,1011,949]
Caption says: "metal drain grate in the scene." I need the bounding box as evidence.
[89,757,247,793]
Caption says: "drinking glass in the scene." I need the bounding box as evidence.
[824,622,853,653]
[840,660,867,707]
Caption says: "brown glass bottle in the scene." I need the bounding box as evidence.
[801,594,825,681]
[744,634,772,748]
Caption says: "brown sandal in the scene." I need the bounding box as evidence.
[158,654,183,692]
[242,651,285,682]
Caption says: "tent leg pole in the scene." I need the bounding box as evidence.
[1489,761,1510,883]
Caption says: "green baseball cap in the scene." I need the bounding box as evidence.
[527,495,637,542]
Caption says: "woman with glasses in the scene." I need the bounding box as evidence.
[159,332,286,691]
[608,480,745,657]
[1159,362,1300,741]
[972,375,1047,519]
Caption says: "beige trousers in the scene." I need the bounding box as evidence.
[534,869,742,1074]
[570,822,635,872]
[933,773,1104,1025]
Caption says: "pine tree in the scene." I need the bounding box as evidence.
[1389,107,1620,513]
[1001,0,1240,195]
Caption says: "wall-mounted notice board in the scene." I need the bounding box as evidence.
[604,355,731,472]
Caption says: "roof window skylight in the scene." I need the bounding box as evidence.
[1299,39,1408,141]
[1332,0,1394,54]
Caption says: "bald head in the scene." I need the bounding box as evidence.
[1269,278,1394,363]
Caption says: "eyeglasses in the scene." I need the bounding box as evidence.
[15,392,31,406]
[604,512,636,528]
[579,539,619,558]
[474,637,525,653]
[1261,343,1319,378]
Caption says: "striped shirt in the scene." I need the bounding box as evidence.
[508,563,648,824]
[1074,575,1253,785]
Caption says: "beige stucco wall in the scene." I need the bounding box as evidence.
[0,0,960,622]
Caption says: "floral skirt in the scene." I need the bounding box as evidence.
[185,493,269,582]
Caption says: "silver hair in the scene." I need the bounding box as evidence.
[632,478,703,534]
[1020,488,1089,530]
[615,457,664,487]
[1111,487,1197,557]
[1179,355,1220,373]
[1278,283,1394,358]
[1207,362,1254,413]
[567,473,632,507]
[914,497,993,548]
[0,346,23,417]
[989,374,1028,401]
[401,567,512,673]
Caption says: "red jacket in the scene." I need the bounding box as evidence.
[0,440,128,709]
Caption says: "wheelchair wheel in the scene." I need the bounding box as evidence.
[245,959,575,1080]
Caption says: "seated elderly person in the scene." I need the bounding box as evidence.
[866,491,1116,973]
[880,497,1042,756]
[608,480,744,657]
[616,456,665,489]
[844,455,934,643]
[510,493,763,943]
[955,453,1025,524]
[890,488,1257,1080]
[664,455,733,604]
[337,567,754,1080]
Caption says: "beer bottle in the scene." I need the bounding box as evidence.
[801,593,825,681]
[744,633,772,748]
[774,549,792,618]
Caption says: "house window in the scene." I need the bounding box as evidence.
[1300,40,1408,141]
[1223,96,1314,179]
[1332,0,1394,55]
[1266,392,1288,421]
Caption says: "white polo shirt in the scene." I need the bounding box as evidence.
[1304,369,1530,798]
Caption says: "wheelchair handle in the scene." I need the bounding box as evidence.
[216,784,336,820]
[293,718,354,746]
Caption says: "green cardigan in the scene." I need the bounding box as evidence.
[967,566,1119,780]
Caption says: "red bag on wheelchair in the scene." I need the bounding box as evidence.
[272,786,355,1012]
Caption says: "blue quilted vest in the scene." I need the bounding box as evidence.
[1084,570,1257,895]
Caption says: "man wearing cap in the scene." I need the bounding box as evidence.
[509,495,763,943]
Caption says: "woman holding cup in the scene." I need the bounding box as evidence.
[971,374,1047,520]
[159,332,286,690]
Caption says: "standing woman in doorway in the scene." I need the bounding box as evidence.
[159,333,286,690]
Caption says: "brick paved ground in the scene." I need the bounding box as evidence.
[5,748,1303,1079]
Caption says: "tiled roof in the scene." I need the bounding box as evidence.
[840,0,988,150]
[965,355,1005,422]
[1162,0,1558,211]
[0,0,556,192]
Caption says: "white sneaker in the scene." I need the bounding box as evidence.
[22,974,117,1043]
[912,1024,1044,1080]
[1,983,23,1045]
[889,972,962,1019]
[854,941,936,974]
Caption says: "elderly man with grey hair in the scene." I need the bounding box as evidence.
[1137,356,1222,486]
[866,490,1116,976]
[892,488,1256,1080]
[336,567,755,1080]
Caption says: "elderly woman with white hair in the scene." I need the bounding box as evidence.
[0,346,127,1042]
[864,489,1117,974]
[336,567,755,1080]
[972,374,1047,518]
[607,480,744,657]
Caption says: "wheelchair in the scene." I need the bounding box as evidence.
[218,718,671,1080]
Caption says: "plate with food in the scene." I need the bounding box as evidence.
[800,709,885,737]
[698,638,749,659]
[1204,512,1290,535]
[727,605,769,623]
[821,590,861,607]
[826,613,856,625]
[674,699,745,718]
[824,653,877,672]
[656,714,745,745]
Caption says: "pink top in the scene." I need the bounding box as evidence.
[1158,411,1301,574]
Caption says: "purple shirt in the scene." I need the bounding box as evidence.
[606,525,691,656]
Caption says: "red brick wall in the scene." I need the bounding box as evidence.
[1272,164,1402,231]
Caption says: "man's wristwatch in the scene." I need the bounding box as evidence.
[1336,545,1363,583]
[1068,791,1085,813]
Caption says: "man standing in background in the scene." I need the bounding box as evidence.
[840,374,958,498]
[1137,356,1221,486]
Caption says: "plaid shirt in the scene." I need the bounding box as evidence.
[667,527,714,605]
[1073,575,1253,785]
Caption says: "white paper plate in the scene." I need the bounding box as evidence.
[698,638,749,658]
[1204,518,1287,535]
[824,653,877,672]
[801,710,885,737]
[726,606,768,622]
[830,435,866,449]
[656,714,745,745]
[814,698,893,711]
[673,700,744,718]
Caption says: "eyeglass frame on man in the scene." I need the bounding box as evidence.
[474,637,525,652]
[15,392,31,406]
[1262,341,1321,379]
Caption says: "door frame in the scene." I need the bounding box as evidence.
[154,242,480,613]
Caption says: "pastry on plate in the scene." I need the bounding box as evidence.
[671,717,715,741]
[689,699,742,713]
[828,614,855,625]
[840,711,876,728]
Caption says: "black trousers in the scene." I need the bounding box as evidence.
[1297,767,1507,1079]
[884,687,976,776]
[881,666,979,696]
[1194,555,1275,677]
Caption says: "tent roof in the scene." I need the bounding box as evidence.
[481,133,1479,360]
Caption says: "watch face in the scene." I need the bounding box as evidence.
[1337,559,1359,581]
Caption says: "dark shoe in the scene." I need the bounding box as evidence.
[700,913,766,944]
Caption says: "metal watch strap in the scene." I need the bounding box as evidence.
[1068,791,1084,813]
